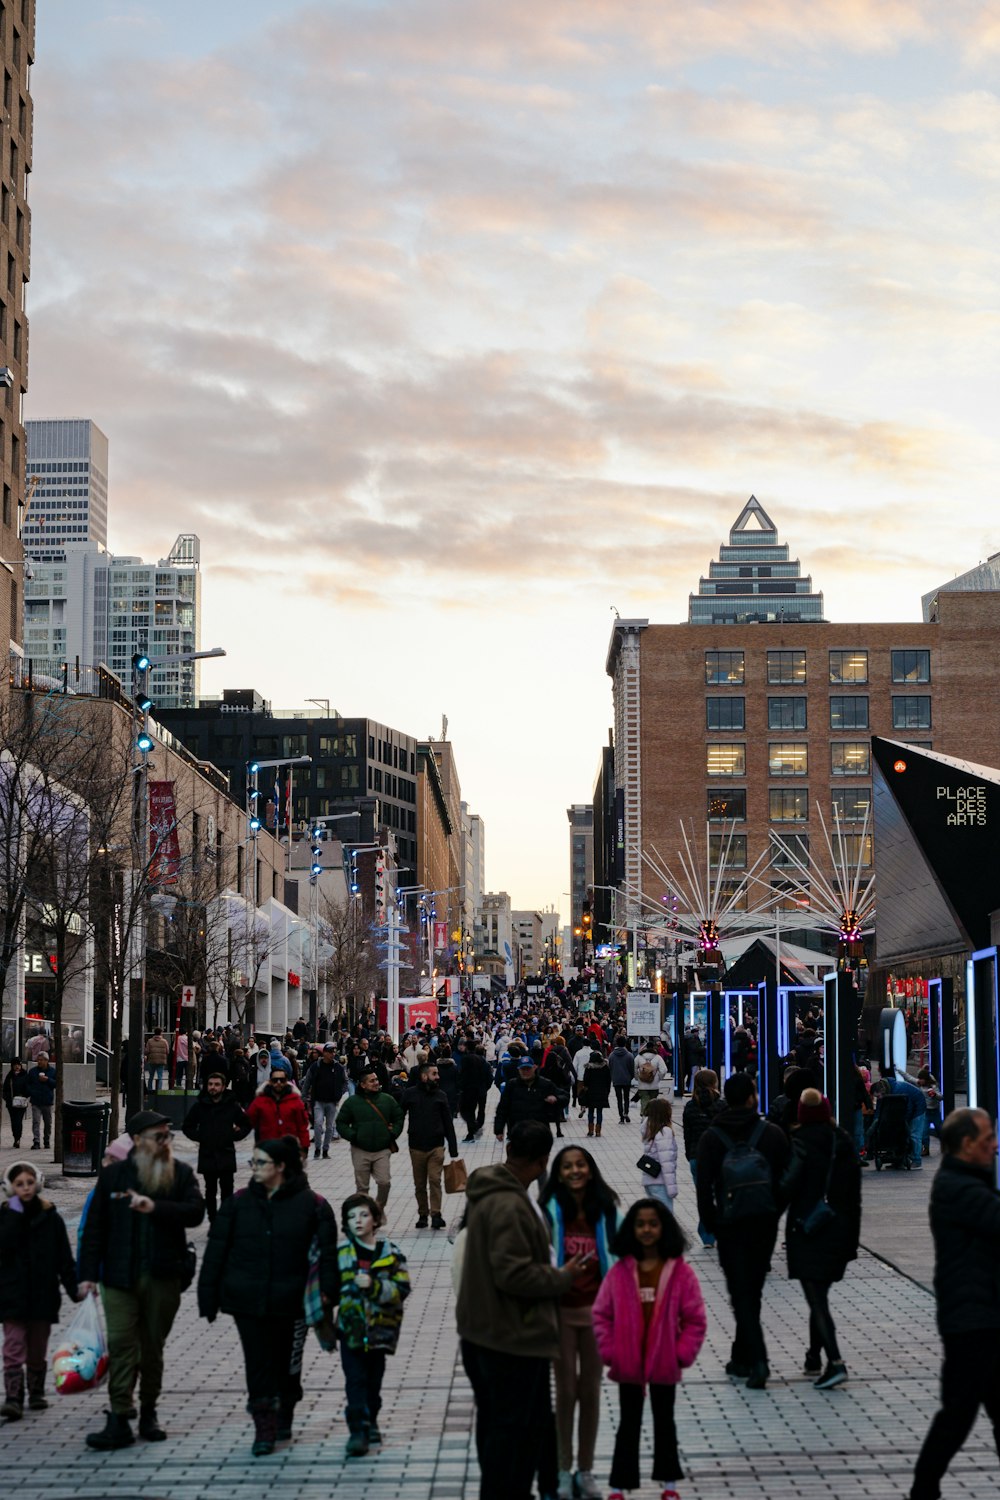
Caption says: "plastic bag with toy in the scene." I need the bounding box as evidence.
[52,1290,109,1394]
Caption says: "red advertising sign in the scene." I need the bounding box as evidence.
[404,999,438,1030]
[148,781,181,884]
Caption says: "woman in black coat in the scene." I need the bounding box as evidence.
[2,1059,30,1147]
[780,1089,861,1391]
[578,1050,612,1136]
[198,1135,338,1455]
[0,1160,78,1413]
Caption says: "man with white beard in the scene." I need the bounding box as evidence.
[78,1109,205,1450]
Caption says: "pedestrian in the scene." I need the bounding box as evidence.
[633,1041,668,1116]
[25,1055,55,1152]
[592,1199,707,1500]
[337,1192,411,1456]
[539,1145,620,1500]
[681,1069,723,1248]
[608,1036,635,1124]
[909,1108,1000,1500]
[878,1071,927,1169]
[695,1070,789,1388]
[198,1134,338,1454]
[457,1121,590,1500]
[639,1097,679,1214]
[245,1068,311,1155]
[181,1072,252,1224]
[77,1110,205,1448]
[337,1067,405,1209]
[435,1044,462,1116]
[401,1061,459,1230]
[779,1088,861,1390]
[0,1160,80,1419]
[579,1050,611,1137]
[143,1029,169,1094]
[174,1031,189,1091]
[2,1060,29,1148]
[494,1054,568,1141]
[458,1044,492,1143]
[301,1044,348,1159]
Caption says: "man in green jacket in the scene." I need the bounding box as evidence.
[337,1068,404,1208]
[457,1120,588,1500]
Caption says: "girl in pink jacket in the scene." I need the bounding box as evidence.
[592,1200,707,1500]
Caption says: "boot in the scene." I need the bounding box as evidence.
[250,1398,278,1457]
[139,1405,167,1441]
[86,1410,135,1449]
[587,1124,594,1137]
[1,1374,23,1421]
[345,1406,370,1457]
[276,1399,296,1442]
[594,1124,602,1137]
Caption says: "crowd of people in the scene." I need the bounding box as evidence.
[0,987,995,1500]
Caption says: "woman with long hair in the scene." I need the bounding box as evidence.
[539,1145,620,1500]
[681,1068,723,1248]
[639,1096,678,1213]
[197,1136,338,1456]
[579,1050,612,1137]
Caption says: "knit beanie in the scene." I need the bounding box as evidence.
[797,1088,832,1125]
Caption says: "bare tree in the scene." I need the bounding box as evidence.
[318,892,378,1029]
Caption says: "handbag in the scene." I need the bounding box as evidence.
[365,1097,399,1152]
[179,1241,197,1292]
[444,1157,468,1194]
[799,1137,838,1237]
[636,1152,661,1177]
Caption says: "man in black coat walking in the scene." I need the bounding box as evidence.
[494,1057,568,1142]
[457,1045,493,1143]
[78,1110,205,1450]
[182,1074,252,1223]
[696,1071,789,1388]
[910,1108,1000,1500]
[402,1061,458,1229]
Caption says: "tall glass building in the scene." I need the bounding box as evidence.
[688,496,825,625]
[24,419,109,561]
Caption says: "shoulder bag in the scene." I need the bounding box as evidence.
[799,1136,838,1236]
[365,1097,399,1153]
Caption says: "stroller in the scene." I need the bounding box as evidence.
[868,1092,912,1171]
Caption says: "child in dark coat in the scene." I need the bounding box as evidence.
[0,1160,79,1418]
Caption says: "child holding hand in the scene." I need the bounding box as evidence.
[1,1161,79,1420]
[337,1192,410,1458]
[592,1198,706,1500]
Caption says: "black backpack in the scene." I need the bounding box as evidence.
[710,1121,776,1224]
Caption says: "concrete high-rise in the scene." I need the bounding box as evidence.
[24,419,109,561]
[0,1,35,656]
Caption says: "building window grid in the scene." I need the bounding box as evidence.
[830,695,869,731]
[892,696,932,731]
[892,649,931,684]
[768,696,807,731]
[769,742,808,776]
[829,649,868,684]
[704,650,745,685]
[706,697,745,731]
[706,788,747,822]
[769,787,809,822]
[767,650,806,684]
[831,788,871,823]
[831,742,871,776]
[706,743,746,777]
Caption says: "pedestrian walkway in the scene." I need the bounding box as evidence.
[0,1101,996,1499]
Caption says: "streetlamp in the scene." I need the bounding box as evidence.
[303,811,361,1032]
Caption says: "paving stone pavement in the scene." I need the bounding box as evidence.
[1,1099,998,1499]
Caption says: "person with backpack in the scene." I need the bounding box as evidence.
[682,1069,724,1248]
[633,1042,668,1117]
[695,1071,789,1388]
[578,1050,611,1137]
[592,1199,707,1500]
[779,1088,861,1391]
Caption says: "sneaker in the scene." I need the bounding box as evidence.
[313,1149,320,1159]
[746,1363,769,1389]
[367,1421,382,1444]
[576,1470,601,1499]
[814,1361,847,1390]
[322,1151,330,1159]
[556,1469,574,1499]
[804,1349,822,1374]
[431,1213,446,1230]
[415,1216,429,1228]
[725,1359,750,1377]
[462,1135,476,1144]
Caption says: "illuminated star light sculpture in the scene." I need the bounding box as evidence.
[766,802,875,961]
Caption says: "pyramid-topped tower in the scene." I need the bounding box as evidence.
[688,497,825,624]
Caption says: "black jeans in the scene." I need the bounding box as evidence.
[801,1279,841,1363]
[460,1094,487,1136]
[610,1382,681,1489]
[461,1340,551,1500]
[202,1170,235,1223]
[340,1343,387,1424]
[234,1316,298,1405]
[718,1227,776,1369]
[5,1105,25,1145]
[911,1330,1000,1500]
[614,1083,630,1119]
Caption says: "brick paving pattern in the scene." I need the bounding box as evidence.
[1,1100,998,1498]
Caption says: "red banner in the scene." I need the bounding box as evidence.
[149,781,181,884]
[433,921,447,952]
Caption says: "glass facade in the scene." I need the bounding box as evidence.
[689,497,825,624]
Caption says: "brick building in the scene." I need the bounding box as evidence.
[606,502,1000,942]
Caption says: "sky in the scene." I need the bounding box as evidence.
[25,1,1000,914]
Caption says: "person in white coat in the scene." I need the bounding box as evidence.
[638,1096,679,1213]
[633,1041,670,1117]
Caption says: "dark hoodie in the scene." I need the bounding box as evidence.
[456,1163,573,1358]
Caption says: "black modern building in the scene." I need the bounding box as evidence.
[157,689,419,873]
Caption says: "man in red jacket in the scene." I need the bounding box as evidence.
[245,1069,311,1154]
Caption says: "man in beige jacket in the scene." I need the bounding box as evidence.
[457,1120,588,1500]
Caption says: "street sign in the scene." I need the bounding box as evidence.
[180,984,197,1008]
[626,992,660,1036]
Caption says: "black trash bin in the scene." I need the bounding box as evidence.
[62,1100,111,1177]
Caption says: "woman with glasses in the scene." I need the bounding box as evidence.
[198,1134,338,1456]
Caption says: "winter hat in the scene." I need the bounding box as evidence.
[104,1136,132,1163]
[797,1089,832,1125]
[3,1160,43,1195]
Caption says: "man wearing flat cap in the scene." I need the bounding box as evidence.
[78,1109,204,1450]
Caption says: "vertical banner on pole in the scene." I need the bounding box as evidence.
[927,977,954,1128]
[823,970,858,1130]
